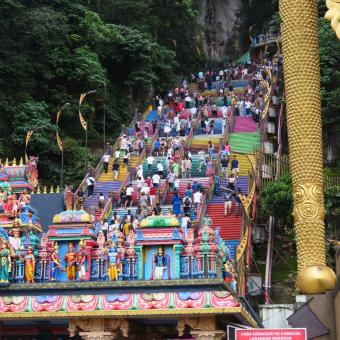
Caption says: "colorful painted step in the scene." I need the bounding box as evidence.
[228,132,260,154]
[206,203,242,241]
[233,116,257,133]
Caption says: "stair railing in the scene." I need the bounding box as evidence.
[76,106,151,220]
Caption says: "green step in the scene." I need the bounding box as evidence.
[228,132,260,154]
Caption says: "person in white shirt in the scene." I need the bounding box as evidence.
[185,96,191,109]
[147,155,154,171]
[245,100,252,116]
[125,185,134,208]
[197,149,206,172]
[193,190,202,212]
[140,184,150,196]
[136,163,144,179]
[103,153,110,174]
[181,214,191,239]
[86,176,95,198]
[190,107,197,119]
[114,150,120,161]
[173,177,180,192]
[152,173,161,188]
[157,161,164,177]
[222,118,227,134]
[221,106,228,119]
[136,177,144,192]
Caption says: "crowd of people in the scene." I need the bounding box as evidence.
[79,61,268,242]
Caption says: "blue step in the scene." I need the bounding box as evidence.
[225,240,240,260]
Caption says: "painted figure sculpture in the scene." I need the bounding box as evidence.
[65,242,77,281]
[154,247,167,280]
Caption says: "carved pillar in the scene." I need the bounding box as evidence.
[177,317,225,340]
[279,0,336,294]
[190,330,225,340]
[69,318,129,339]
[174,244,183,279]
[135,246,143,280]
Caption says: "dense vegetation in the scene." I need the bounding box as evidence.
[0,0,198,186]
[0,0,339,187]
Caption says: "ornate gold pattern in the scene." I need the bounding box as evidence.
[238,181,255,218]
[325,0,340,39]
[280,0,335,292]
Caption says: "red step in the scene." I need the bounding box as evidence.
[206,204,242,240]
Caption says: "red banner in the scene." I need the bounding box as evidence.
[236,329,306,340]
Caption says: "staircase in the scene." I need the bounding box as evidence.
[204,114,260,259]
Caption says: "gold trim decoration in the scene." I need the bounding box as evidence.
[325,0,340,39]
[245,154,256,174]
[238,181,255,219]
[280,0,336,293]
[236,228,249,263]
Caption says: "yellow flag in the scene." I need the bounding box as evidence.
[79,93,88,131]
[56,131,63,152]
[25,130,34,163]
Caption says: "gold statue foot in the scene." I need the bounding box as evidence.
[296,265,336,294]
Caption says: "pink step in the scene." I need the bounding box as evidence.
[233,117,257,133]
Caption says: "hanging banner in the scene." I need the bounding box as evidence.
[56,110,63,152]
[236,328,307,340]
[79,93,88,131]
[25,130,34,163]
[56,131,63,152]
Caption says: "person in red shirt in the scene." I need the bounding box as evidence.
[145,177,152,187]
[149,186,156,206]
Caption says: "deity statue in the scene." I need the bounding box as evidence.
[223,260,236,291]
[64,242,77,280]
[9,227,21,253]
[0,241,11,283]
[19,190,31,209]
[77,240,87,281]
[117,240,125,275]
[202,215,212,228]
[106,241,120,281]
[64,186,74,211]
[50,242,62,281]
[20,246,35,283]
[97,230,106,249]
[153,247,167,280]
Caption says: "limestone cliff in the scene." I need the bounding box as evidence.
[196,0,241,62]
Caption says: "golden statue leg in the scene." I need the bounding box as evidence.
[280,0,336,294]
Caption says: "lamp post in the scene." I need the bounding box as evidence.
[56,103,70,189]
[103,81,107,152]
[79,90,96,172]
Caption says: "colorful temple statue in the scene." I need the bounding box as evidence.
[64,242,77,280]
[106,241,120,281]
[77,240,87,281]
[50,242,62,281]
[9,226,21,253]
[0,241,11,283]
[64,186,73,211]
[223,260,236,291]
[154,247,167,280]
[20,246,35,283]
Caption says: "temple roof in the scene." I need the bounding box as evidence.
[52,209,93,224]
[140,215,180,228]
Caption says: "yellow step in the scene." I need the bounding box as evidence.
[98,157,139,182]
[228,154,252,176]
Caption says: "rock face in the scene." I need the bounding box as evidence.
[196,0,241,62]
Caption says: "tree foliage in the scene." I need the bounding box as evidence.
[0,0,196,185]
[259,175,293,228]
